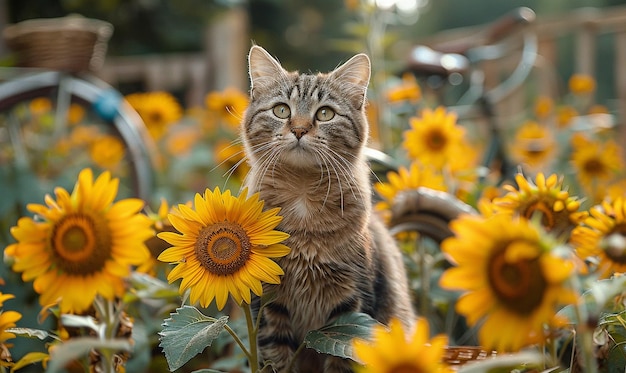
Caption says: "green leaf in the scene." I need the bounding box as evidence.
[159,305,229,371]
[46,337,132,373]
[303,312,383,361]
[558,276,626,324]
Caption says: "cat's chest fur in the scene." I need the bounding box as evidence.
[253,167,374,332]
[254,167,368,232]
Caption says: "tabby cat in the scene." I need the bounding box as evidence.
[241,45,415,373]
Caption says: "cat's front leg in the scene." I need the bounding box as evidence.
[257,302,299,372]
[324,356,355,373]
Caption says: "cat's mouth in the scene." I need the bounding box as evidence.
[282,141,319,168]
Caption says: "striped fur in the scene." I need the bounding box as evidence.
[241,45,415,372]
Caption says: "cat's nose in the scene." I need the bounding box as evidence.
[291,127,308,139]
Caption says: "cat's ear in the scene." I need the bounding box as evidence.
[248,45,287,98]
[329,53,371,109]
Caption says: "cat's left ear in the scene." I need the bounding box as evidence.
[329,53,371,109]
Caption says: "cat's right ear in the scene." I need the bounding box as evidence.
[248,45,287,99]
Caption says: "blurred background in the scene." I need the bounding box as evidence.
[0,0,624,105]
[1,1,626,371]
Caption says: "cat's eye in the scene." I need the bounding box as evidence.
[272,103,291,119]
[315,106,335,122]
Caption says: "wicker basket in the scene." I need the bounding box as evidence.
[444,346,497,367]
[3,15,113,73]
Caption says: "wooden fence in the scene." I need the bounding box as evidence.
[96,7,249,108]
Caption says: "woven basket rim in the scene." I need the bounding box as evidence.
[3,14,113,43]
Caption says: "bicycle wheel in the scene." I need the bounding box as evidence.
[0,70,154,204]
[389,187,476,243]
[388,187,479,345]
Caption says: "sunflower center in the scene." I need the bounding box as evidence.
[426,130,447,151]
[51,212,112,275]
[195,222,251,275]
[148,111,164,124]
[523,201,556,230]
[583,158,606,176]
[488,243,546,315]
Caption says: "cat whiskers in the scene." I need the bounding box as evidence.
[321,145,364,205]
[311,147,341,213]
[249,141,285,191]
[210,138,248,188]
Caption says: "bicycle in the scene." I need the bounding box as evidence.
[0,15,154,206]
[406,6,539,187]
[0,15,157,365]
[363,7,545,346]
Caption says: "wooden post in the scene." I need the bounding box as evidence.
[206,6,249,92]
[574,8,599,76]
[615,30,626,159]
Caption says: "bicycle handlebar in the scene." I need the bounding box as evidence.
[484,7,536,45]
[407,7,536,77]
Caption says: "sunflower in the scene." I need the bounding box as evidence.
[125,91,182,141]
[89,134,126,170]
[214,140,249,180]
[5,168,153,313]
[568,74,596,95]
[0,292,21,367]
[29,97,52,116]
[557,106,578,129]
[403,107,465,169]
[493,173,588,238]
[165,125,201,157]
[571,198,626,278]
[533,96,553,120]
[157,187,291,310]
[375,162,448,218]
[140,198,177,276]
[570,133,624,201]
[352,317,453,373]
[510,121,555,170]
[205,87,249,128]
[67,103,86,125]
[69,125,100,147]
[440,214,577,352]
[386,72,422,104]
[0,293,21,344]
[606,179,626,202]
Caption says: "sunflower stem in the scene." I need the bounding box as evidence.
[92,297,118,373]
[243,303,260,372]
[417,237,430,318]
[570,278,598,373]
[224,324,252,361]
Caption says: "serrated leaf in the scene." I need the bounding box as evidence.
[46,337,132,373]
[303,312,383,361]
[159,305,229,371]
